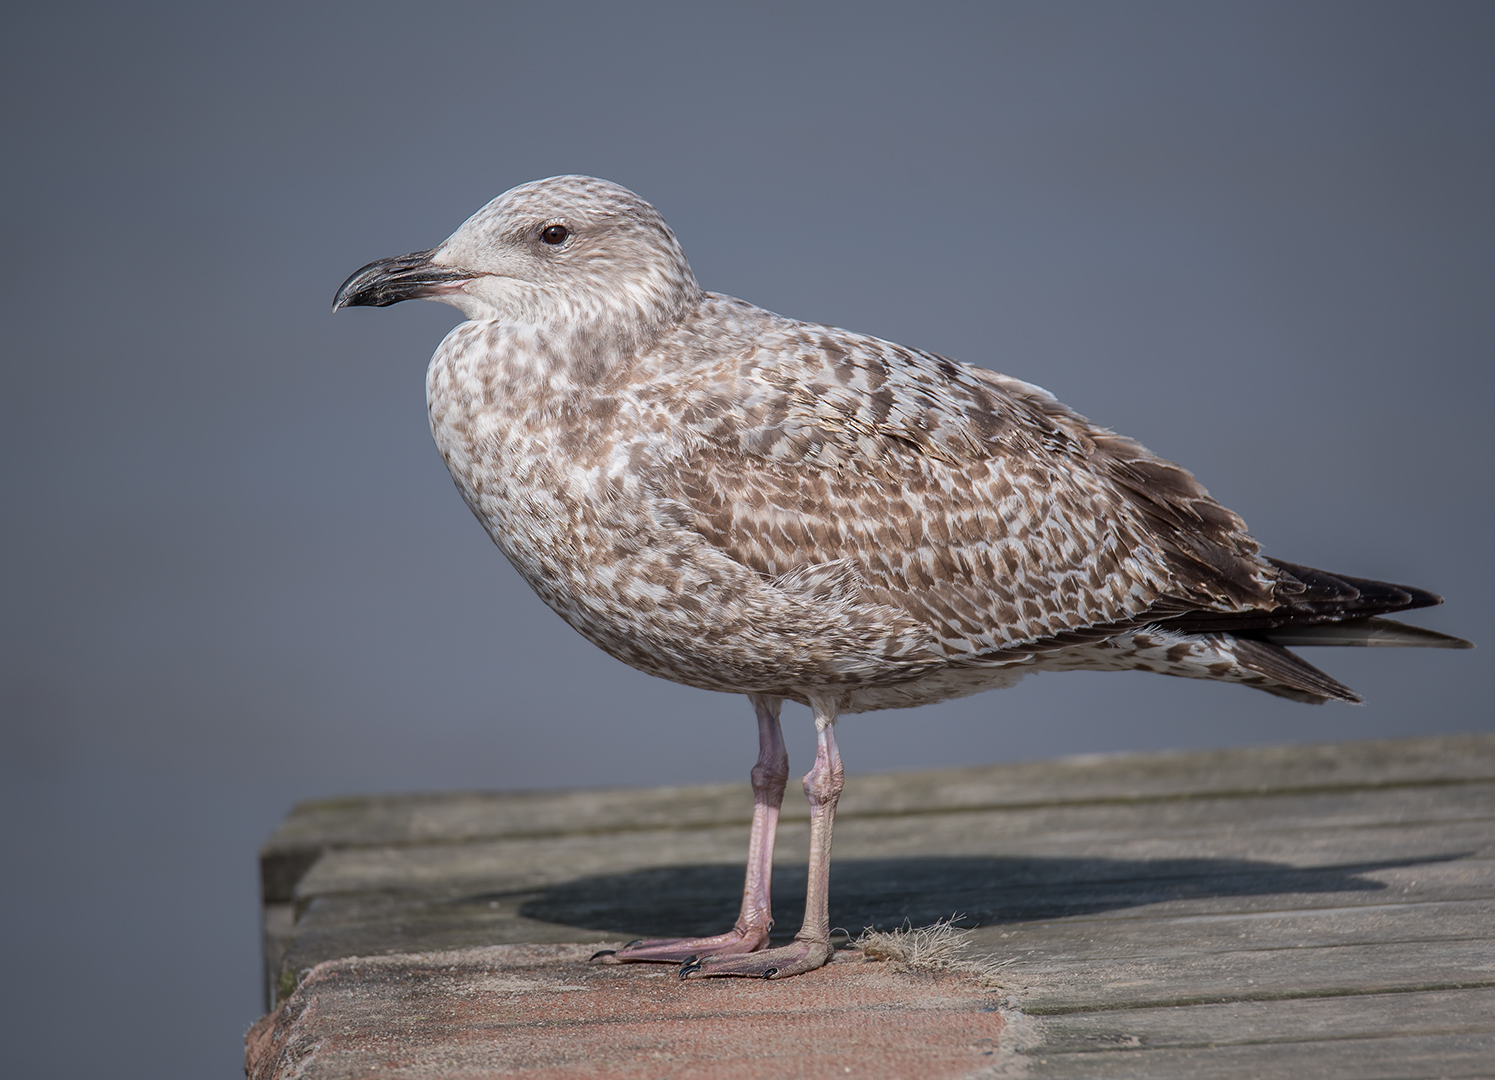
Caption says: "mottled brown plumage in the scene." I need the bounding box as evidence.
[335,175,1469,979]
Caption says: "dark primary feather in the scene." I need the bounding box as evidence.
[1163,559,1441,634]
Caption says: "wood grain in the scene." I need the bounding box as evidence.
[253,734,1495,1078]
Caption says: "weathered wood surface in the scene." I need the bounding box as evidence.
[254,734,1495,1078]
[247,944,1010,1080]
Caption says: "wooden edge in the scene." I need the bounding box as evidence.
[258,733,1495,903]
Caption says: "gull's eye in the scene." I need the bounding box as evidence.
[540,224,570,245]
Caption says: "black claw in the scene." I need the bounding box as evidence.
[589,949,616,962]
[624,939,644,949]
[762,966,779,979]
[679,958,703,979]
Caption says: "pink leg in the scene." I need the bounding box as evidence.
[682,696,844,979]
[592,695,788,965]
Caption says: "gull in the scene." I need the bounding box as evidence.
[334,175,1471,979]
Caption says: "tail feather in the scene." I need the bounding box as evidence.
[1008,558,1468,706]
[1260,616,1473,650]
[1228,637,1364,705]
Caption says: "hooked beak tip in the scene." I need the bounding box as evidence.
[333,249,472,311]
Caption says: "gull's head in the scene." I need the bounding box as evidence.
[333,176,700,335]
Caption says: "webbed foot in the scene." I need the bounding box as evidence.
[678,938,833,979]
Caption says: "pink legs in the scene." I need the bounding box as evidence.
[593,694,847,979]
[681,696,844,979]
[592,694,789,964]
[738,694,790,938]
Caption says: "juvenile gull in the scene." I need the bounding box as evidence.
[334,175,1471,980]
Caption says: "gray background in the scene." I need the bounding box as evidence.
[2,2,1489,1076]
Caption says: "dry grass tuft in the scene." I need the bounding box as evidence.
[853,916,1015,987]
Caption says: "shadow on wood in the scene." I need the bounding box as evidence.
[509,852,1468,942]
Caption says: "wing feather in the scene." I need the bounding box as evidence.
[640,305,1278,656]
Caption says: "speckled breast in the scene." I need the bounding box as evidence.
[424,322,652,634]
[423,320,777,693]
[420,319,940,700]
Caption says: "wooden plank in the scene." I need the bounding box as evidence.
[842,733,1495,817]
[975,899,1495,961]
[294,862,1495,952]
[277,869,1495,973]
[260,734,1495,902]
[830,785,1495,855]
[276,889,1495,1006]
[289,793,1494,900]
[1029,986,1495,1052]
[1024,1032,1495,1080]
[272,734,1495,851]
[296,822,763,897]
[276,846,1495,1001]
[1002,938,1495,1014]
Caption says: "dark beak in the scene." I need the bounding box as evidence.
[332,249,474,310]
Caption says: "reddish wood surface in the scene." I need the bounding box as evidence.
[246,943,1008,1080]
